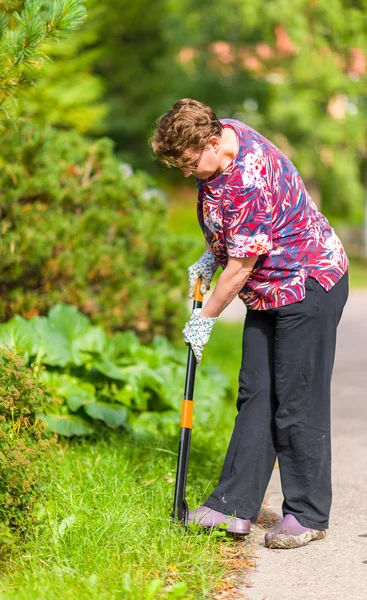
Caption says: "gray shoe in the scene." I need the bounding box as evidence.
[187,505,251,536]
[265,514,326,549]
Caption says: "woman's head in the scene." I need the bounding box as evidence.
[150,98,224,178]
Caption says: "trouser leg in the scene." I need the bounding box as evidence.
[204,309,277,521]
[274,273,349,530]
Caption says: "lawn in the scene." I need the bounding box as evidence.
[0,387,244,600]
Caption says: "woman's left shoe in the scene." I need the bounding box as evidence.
[187,505,251,536]
[265,514,326,549]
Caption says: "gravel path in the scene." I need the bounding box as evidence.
[238,290,367,600]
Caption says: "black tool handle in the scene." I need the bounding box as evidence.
[172,278,203,523]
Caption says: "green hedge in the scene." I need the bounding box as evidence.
[0,124,188,339]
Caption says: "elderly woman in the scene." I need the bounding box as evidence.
[150,98,348,549]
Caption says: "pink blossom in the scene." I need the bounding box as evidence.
[243,56,262,72]
[275,26,299,56]
[256,44,274,60]
[327,95,347,120]
[177,47,196,64]
[348,48,366,77]
[210,41,235,65]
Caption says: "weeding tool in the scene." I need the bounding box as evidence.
[172,277,203,524]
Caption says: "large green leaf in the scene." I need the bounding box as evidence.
[129,345,158,367]
[39,414,96,437]
[103,331,140,361]
[93,359,127,381]
[103,334,182,369]
[151,336,185,365]
[46,304,106,366]
[48,304,91,338]
[0,315,39,362]
[150,364,183,410]
[126,381,148,410]
[120,364,164,387]
[128,410,179,439]
[41,372,96,411]
[30,316,72,367]
[72,325,108,360]
[113,383,135,407]
[91,361,157,410]
[66,386,95,412]
[93,361,163,409]
[126,366,164,411]
[83,401,128,428]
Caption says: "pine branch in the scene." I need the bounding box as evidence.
[0,0,87,105]
[0,11,10,40]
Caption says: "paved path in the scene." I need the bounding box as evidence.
[239,290,367,600]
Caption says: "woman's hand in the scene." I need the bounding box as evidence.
[182,308,217,364]
[188,251,219,298]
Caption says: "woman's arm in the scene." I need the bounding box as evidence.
[200,255,257,318]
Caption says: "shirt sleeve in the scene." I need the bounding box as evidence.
[224,185,273,258]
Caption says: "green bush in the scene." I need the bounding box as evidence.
[0,305,231,438]
[0,123,188,339]
[0,348,57,552]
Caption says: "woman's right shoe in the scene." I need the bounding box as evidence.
[187,505,251,536]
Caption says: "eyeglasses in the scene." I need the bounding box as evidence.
[167,145,206,171]
[184,145,206,171]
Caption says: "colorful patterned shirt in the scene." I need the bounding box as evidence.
[197,119,348,310]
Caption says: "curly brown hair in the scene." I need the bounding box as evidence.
[149,98,223,168]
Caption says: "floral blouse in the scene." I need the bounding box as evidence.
[197,119,348,310]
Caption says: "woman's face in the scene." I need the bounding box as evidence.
[179,136,221,179]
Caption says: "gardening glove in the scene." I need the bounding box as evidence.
[188,251,219,298]
[182,308,217,365]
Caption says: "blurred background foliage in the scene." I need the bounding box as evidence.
[5,0,365,228]
[1,0,366,322]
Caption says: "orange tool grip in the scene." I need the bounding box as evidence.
[194,278,203,303]
[180,399,193,429]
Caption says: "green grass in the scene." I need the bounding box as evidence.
[348,256,367,288]
[162,182,199,240]
[204,322,243,397]
[0,412,240,600]
[167,200,201,241]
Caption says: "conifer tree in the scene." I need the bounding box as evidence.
[0,0,86,117]
[17,1,106,135]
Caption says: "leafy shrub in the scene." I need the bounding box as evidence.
[0,348,57,552]
[0,123,188,340]
[0,305,230,438]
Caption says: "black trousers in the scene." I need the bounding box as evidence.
[205,272,349,530]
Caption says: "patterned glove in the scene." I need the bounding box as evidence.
[188,251,219,298]
[182,308,217,365]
